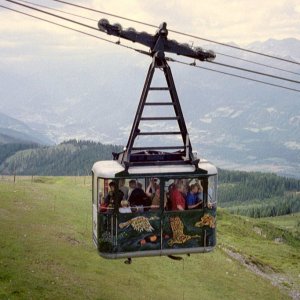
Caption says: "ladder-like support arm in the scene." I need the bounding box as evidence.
[97,20,211,167]
[120,55,194,166]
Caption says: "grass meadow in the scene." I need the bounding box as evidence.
[0,176,299,299]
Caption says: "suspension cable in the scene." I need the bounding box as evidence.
[5,0,98,32]
[2,2,300,93]
[209,61,300,84]
[18,0,96,22]
[10,0,300,77]
[0,4,143,53]
[50,0,300,66]
[167,58,300,93]
[216,52,300,76]
[51,0,156,28]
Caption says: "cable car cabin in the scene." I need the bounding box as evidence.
[92,159,217,259]
[91,21,219,260]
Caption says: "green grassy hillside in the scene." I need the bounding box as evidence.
[0,176,299,300]
[261,213,300,240]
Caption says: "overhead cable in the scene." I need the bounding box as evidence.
[51,0,156,28]
[0,4,142,53]
[14,0,300,76]
[18,0,96,22]
[2,2,300,93]
[167,58,300,93]
[209,61,300,84]
[5,0,97,31]
[216,52,300,76]
[50,0,300,66]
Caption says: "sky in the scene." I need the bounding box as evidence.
[1,0,300,64]
[0,0,299,176]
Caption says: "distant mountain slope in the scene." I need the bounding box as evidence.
[0,132,21,144]
[0,139,123,176]
[0,112,53,145]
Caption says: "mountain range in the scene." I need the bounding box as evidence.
[0,38,299,177]
[0,112,52,145]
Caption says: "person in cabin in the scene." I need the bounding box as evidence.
[196,182,204,203]
[137,181,143,189]
[119,178,129,200]
[169,181,186,211]
[119,200,132,213]
[104,181,124,210]
[128,179,137,199]
[146,178,160,210]
[128,181,151,212]
[186,183,203,209]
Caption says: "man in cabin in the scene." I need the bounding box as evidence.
[104,181,124,210]
[128,181,151,211]
[170,181,186,211]
[128,179,137,199]
[119,178,129,200]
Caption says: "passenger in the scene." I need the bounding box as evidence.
[104,181,124,210]
[170,181,186,211]
[128,179,137,199]
[196,182,204,203]
[98,190,106,212]
[146,178,160,209]
[206,186,215,209]
[181,179,189,197]
[119,178,129,200]
[119,200,132,213]
[186,183,203,209]
[128,183,151,212]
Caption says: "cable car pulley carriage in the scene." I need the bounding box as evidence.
[92,20,218,262]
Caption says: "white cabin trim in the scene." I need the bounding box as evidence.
[92,159,217,178]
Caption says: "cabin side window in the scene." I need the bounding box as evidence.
[207,175,217,210]
[98,177,161,213]
[165,177,210,211]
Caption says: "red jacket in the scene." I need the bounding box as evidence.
[170,188,185,210]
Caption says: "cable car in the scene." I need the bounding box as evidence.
[92,21,218,261]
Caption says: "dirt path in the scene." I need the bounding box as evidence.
[223,247,300,300]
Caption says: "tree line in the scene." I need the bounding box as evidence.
[226,194,300,218]
[218,169,300,218]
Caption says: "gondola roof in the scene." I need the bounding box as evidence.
[92,159,217,178]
